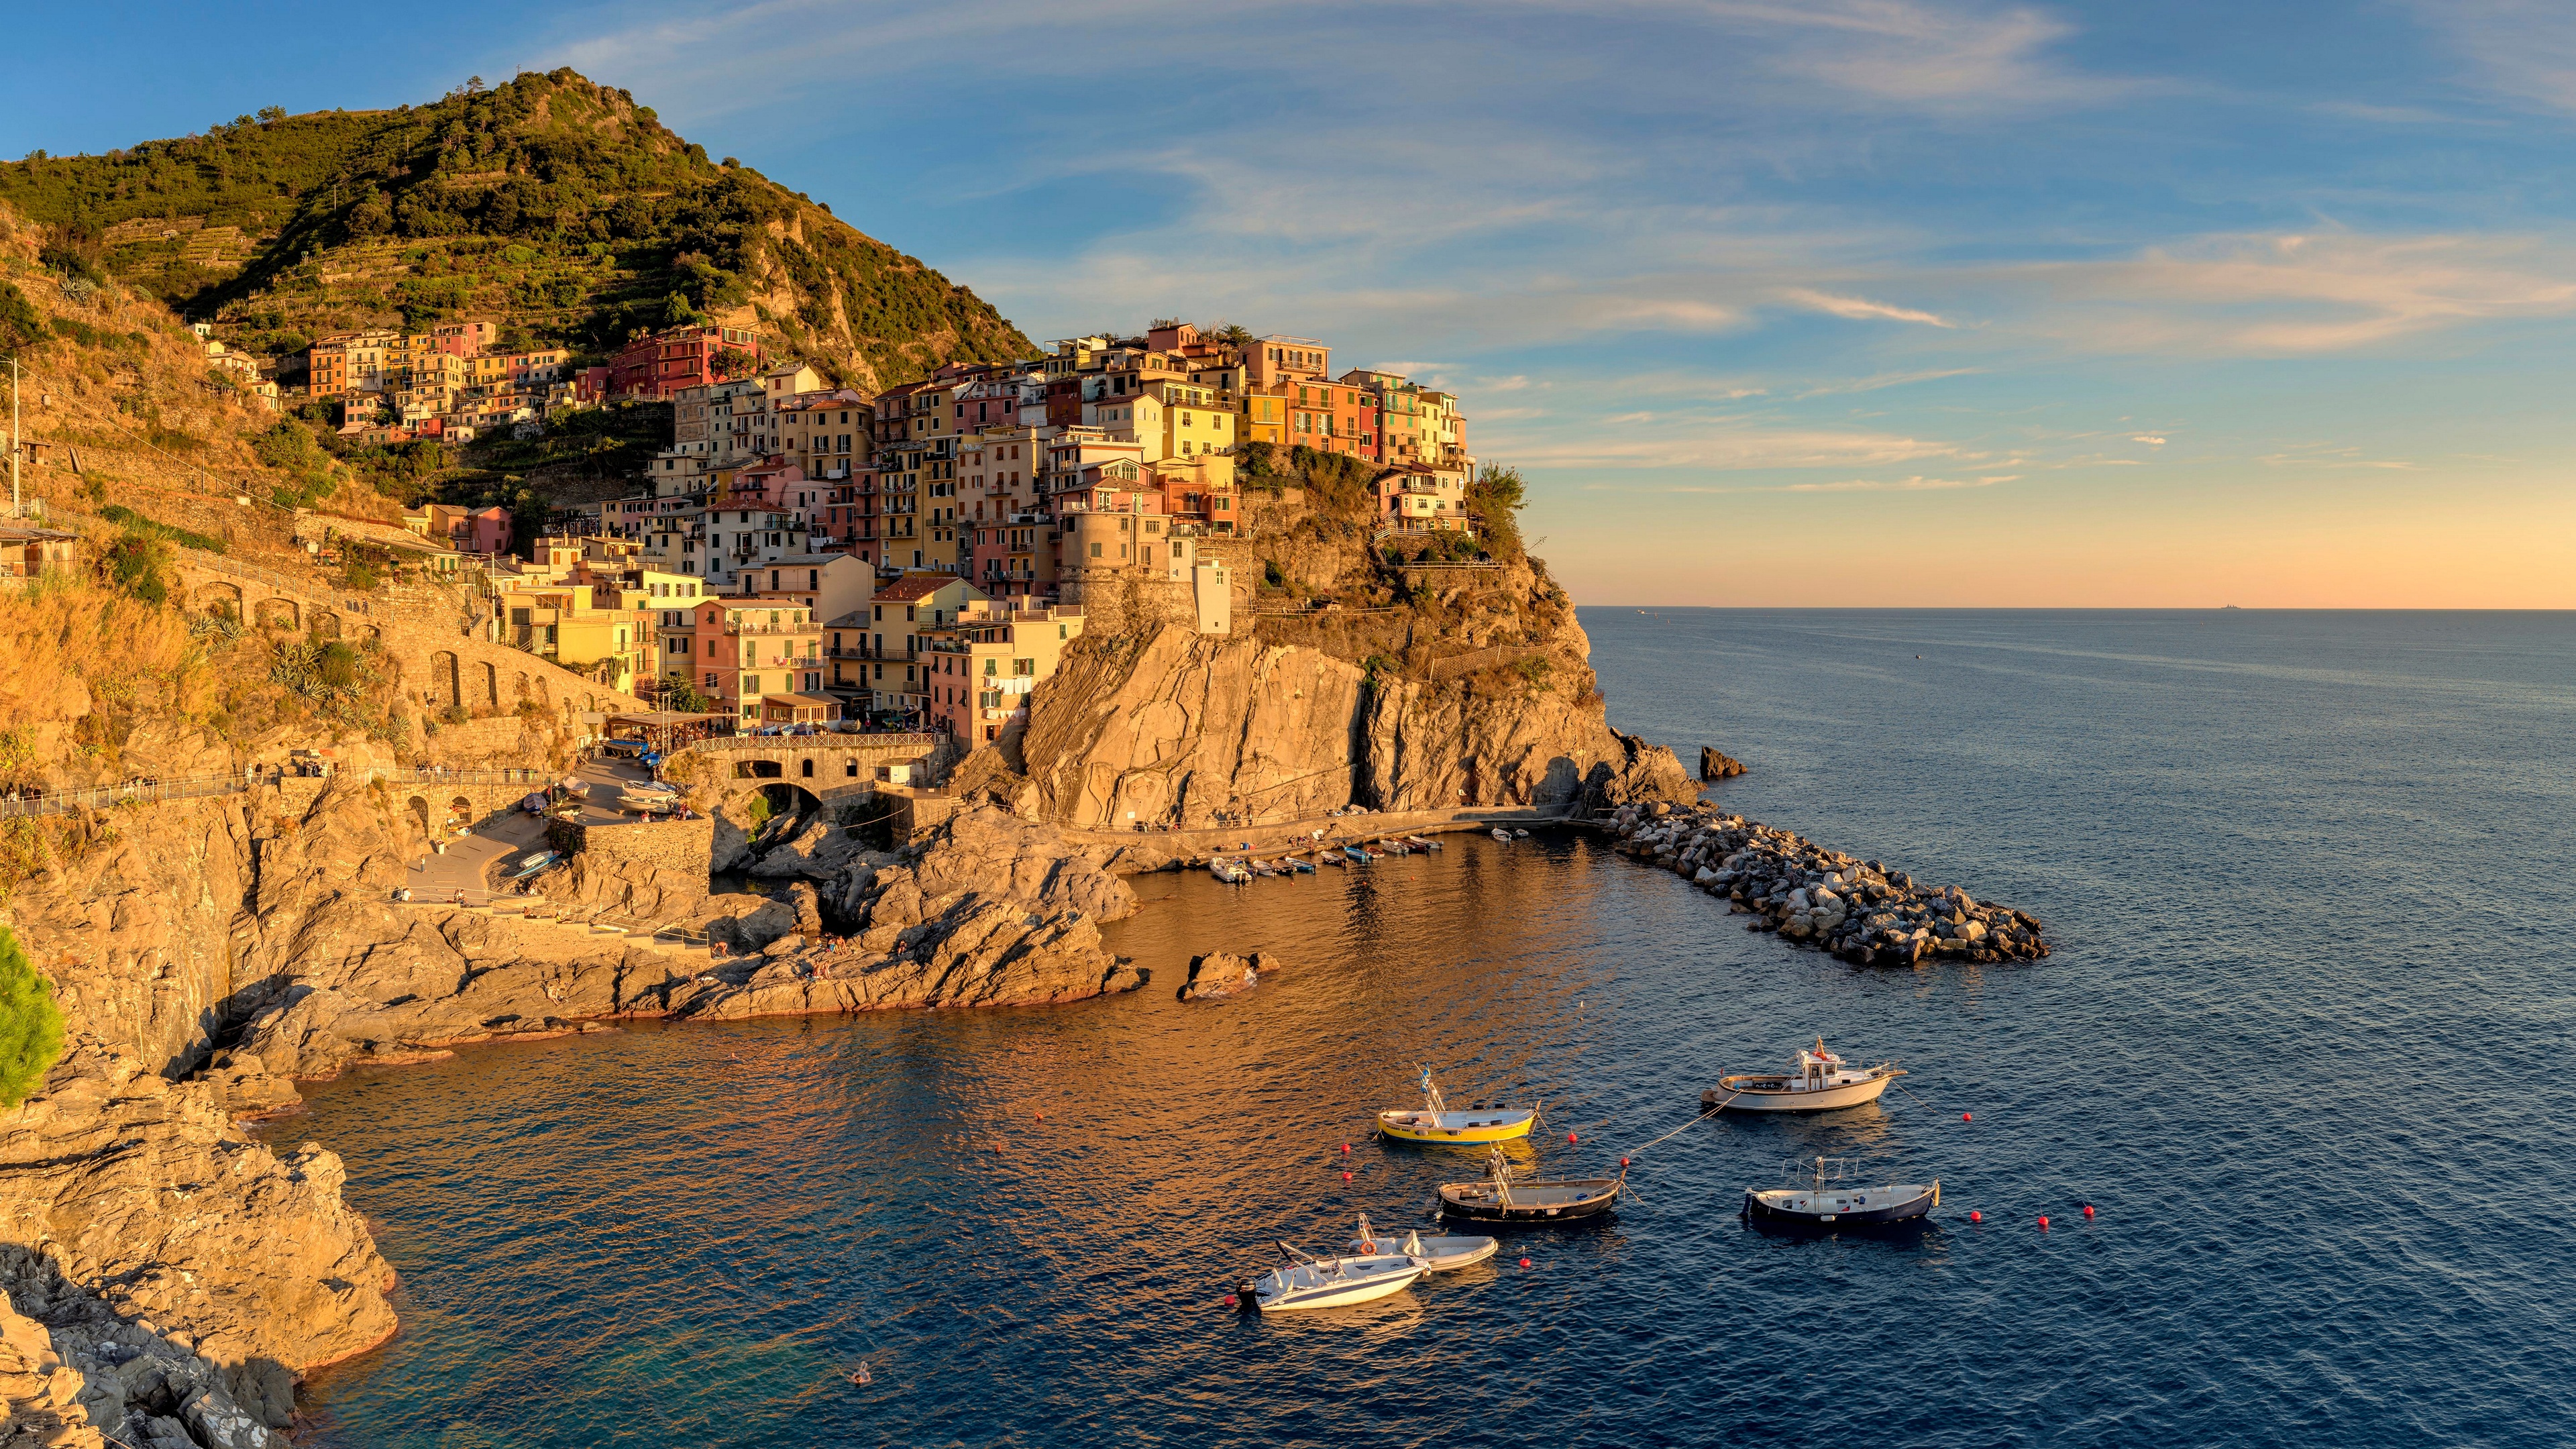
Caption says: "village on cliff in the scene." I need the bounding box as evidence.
[268,318,1485,748]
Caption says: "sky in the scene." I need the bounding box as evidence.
[9,1,2576,606]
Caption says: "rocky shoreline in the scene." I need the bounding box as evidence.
[1607,801,2051,965]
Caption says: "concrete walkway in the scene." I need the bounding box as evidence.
[403,756,661,902]
[1063,804,1582,865]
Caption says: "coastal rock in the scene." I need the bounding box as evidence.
[1607,802,2048,967]
[1018,619,1698,830]
[1700,747,1746,780]
[1179,951,1283,1002]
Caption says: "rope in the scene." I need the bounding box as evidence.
[1618,1093,1735,1161]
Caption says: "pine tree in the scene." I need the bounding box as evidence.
[0,925,66,1108]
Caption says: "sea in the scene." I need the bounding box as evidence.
[289,609,2576,1447]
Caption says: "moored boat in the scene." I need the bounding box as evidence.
[1281,856,1317,874]
[1236,1242,1424,1312]
[1377,1067,1538,1146]
[1742,1155,1938,1228]
[1491,827,1511,841]
[1343,845,1375,864]
[1436,1147,1623,1225]
[1209,858,1252,883]
[1703,1038,1902,1114]
[1350,1214,1495,1271]
[1405,836,1442,851]
[499,849,559,881]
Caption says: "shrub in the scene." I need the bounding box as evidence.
[0,282,46,354]
[0,926,66,1109]
[103,531,174,604]
[98,504,227,555]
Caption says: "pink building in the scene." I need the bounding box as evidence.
[410,502,514,555]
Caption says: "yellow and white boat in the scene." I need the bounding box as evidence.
[1375,1068,1539,1146]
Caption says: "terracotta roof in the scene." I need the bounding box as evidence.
[870,572,967,602]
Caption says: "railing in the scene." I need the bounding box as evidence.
[681,733,938,752]
[719,621,823,636]
[0,774,248,818]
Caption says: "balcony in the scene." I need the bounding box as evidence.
[720,621,824,637]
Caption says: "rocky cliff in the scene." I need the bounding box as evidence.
[1011,571,1695,830]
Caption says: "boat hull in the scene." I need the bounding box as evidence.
[1741,1182,1937,1228]
[1377,1108,1537,1146]
[1437,1177,1622,1225]
[1249,1257,1425,1311]
[1706,1073,1896,1113]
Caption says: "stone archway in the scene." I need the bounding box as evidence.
[360,623,383,641]
[479,660,500,708]
[513,671,531,702]
[193,580,242,617]
[406,795,431,835]
[253,596,299,631]
[429,651,462,709]
[736,759,784,780]
[308,610,341,640]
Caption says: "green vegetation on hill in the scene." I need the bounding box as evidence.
[0,70,1035,388]
[0,926,66,1106]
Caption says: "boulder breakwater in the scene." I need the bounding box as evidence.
[1607,802,2051,965]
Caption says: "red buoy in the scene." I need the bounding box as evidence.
[1961,1112,1972,1122]
[1519,1258,1532,1269]
[1620,1157,1630,1168]
[1340,1143,1350,1154]
[1342,1171,1353,1182]
[1221,1295,1236,1307]
[2038,1215,2051,1228]
[1969,1210,1983,1223]
[1035,1112,1044,1122]
[1568,1132,1578,1143]
[2083,1204,2095,1218]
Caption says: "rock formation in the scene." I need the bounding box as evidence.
[1179,951,1284,1002]
[1016,621,1695,830]
[1607,802,2049,965]
[1701,747,1746,780]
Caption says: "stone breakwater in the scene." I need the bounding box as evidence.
[1607,802,2051,965]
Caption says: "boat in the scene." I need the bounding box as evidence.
[1491,828,1511,841]
[1342,845,1373,864]
[1248,859,1281,877]
[1703,1038,1904,1114]
[1377,839,1409,855]
[1743,1155,1938,1228]
[1436,1147,1623,1225]
[499,849,559,881]
[1350,1214,1496,1272]
[1377,1067,1539,1146]
[1405,836,1442,851]
[1281,857,1317,875]
[1513,828,1530,839]
[616,781,682,813]
[1209,858,1252,883]
[1235,1242,1425,1312]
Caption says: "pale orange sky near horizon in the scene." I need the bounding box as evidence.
[1536,469,2576,608]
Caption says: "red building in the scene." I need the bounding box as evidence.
[608,325,763,400]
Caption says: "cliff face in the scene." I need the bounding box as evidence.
[1016,574,1694,830]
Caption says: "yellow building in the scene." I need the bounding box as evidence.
[1151,380,1234,462]
[1241,384,1289,447]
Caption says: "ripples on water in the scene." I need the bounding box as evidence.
[292,609,2575,1447]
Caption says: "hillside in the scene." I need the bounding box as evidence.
[0,69,1035,389]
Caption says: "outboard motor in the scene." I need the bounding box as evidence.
[1232,1279,1260,1313]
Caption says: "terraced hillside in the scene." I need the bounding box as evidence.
[0,70,1034,388]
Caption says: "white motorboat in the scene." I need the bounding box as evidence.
[1703,1038,1902,1114]
[1236,1242,1425,1312]
[1491,827,1511,841]
[1743,1155,1938,1228]
[616,781,682,813]
[1348,1214,1496,1272]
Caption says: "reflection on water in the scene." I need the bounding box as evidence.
[291,610,2576,1447]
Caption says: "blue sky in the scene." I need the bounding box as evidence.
[10,1,2576,605]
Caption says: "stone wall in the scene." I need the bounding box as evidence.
[549,816,714,874]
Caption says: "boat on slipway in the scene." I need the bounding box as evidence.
[1436,1147,1623,1226]
[1349,1214,1496,1272]
[1703,1038,1903,1114]
[1376,1068,1538,1146]
[1743,1155,1938,1228]
[1236,1242,1424,1312]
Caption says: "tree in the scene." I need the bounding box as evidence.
[0,282,46,355]
[1472,464,1527,513]
[0,926,66,1110]
[257,106,286,124]
[710,346,757,380]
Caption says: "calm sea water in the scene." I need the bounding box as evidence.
[290,610,2576,1447]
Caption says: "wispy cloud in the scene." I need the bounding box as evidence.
[2131,433,2167,445]
[1781,287,1957,327]
[2410,0,2576,114]
[1796,367,1983,398]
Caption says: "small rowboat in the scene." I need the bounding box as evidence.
[1342,845,1376,864]
[1405,836,1442,851]
[1350,1214,1495,1272]
[616,782,682,813]
[1236,1242,1424,1313]
[1703,1038,1903,1114]
[1377,1067,1538,1146]
[1281,856,1317,874]
[1437,1147,1623,1225]
[1743,1155,1938,1228]
[1491,827,1511,841]
[500,850,559,881]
